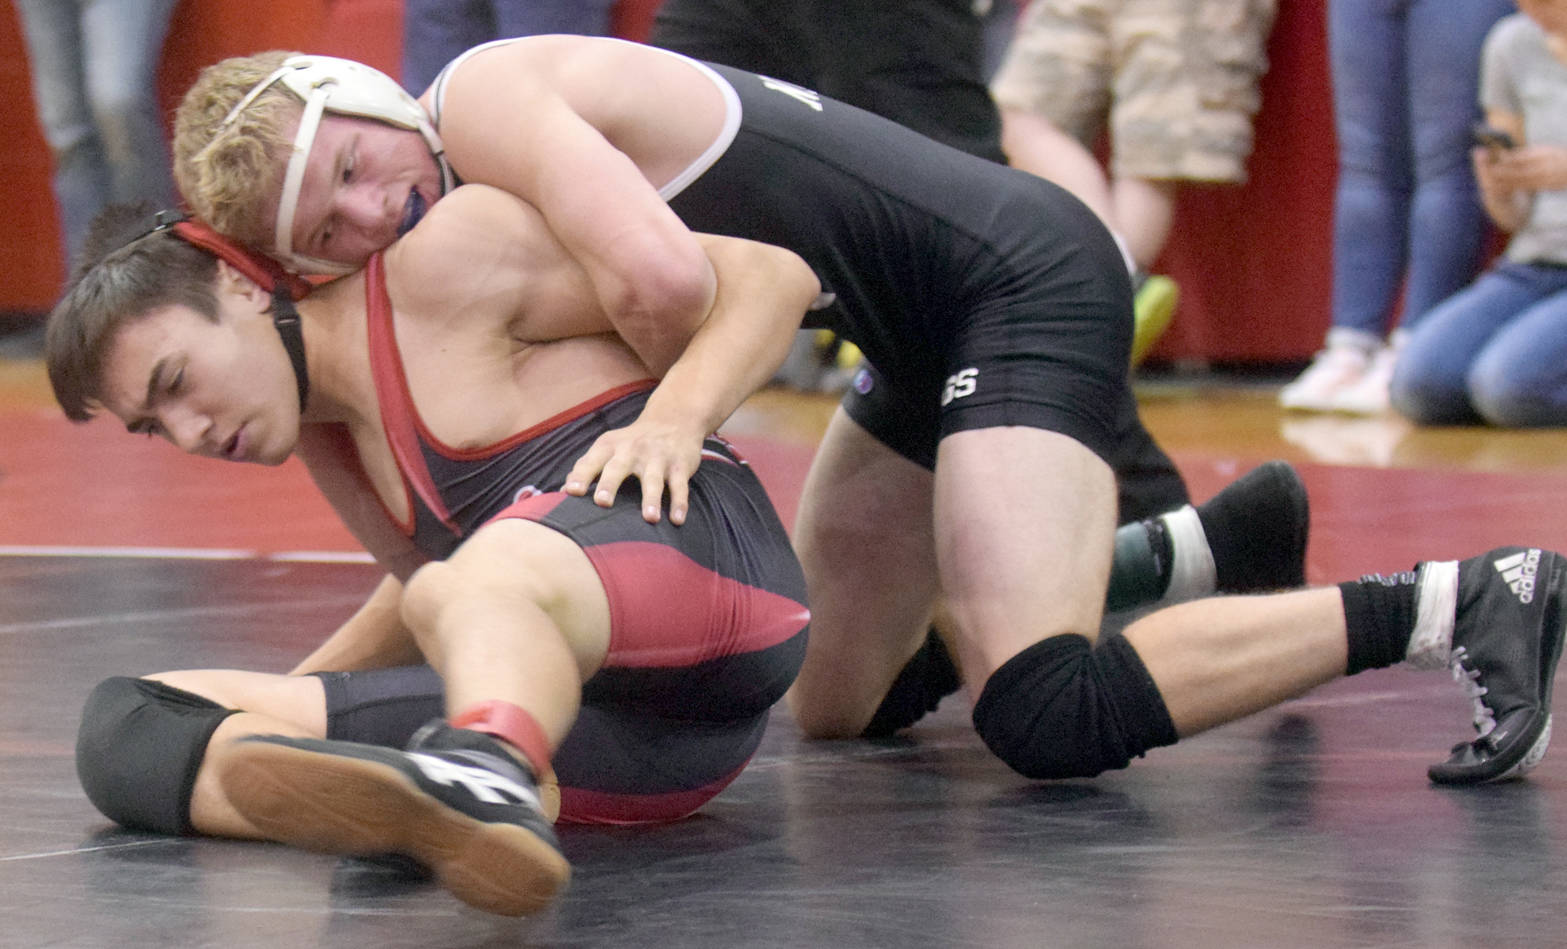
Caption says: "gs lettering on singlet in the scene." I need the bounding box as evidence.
[941,368,978,406]
[759,76,823,112]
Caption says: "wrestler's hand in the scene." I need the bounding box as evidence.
[563,420,705,525]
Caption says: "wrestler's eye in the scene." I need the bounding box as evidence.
[168,368,184,394]
[342,151,355,184]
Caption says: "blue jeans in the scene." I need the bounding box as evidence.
[15,0,177,271]
[1391,261,1567,427]
[402,0,617,93]
[1327,0,1513,338]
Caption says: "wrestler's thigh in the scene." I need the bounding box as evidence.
[932,425,1117,682]
[788,407,941,735]
[147,669,327,736]
[437,518,612,677]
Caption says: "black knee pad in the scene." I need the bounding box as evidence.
[970,634,1178,780]
[861,629,962,737]
[76,677,236,835]
[312,665,445,747]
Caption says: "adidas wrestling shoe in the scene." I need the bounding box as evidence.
[1197,460,1310,593]
[1423,547,1566,786]
[217,723,568,916]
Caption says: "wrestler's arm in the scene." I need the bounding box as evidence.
[287,422,428,675]
[565,232,821,524]
[424,41,716,376]
[393,185,821,524]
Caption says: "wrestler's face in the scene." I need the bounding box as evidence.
[96,276,300,466]
[267,114,443,268]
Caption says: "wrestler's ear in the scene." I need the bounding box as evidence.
[213,260,272,311]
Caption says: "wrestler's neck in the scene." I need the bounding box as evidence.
[294,285,372,429]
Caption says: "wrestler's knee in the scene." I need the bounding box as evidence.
[786,683,878,740]
[970,634,1177,780]
[76,676,235,834]
[399,558,460,634]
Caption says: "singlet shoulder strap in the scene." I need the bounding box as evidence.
[428,38,514,128]
[363,253,460,534]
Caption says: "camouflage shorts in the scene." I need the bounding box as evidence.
[990,0,1277,182]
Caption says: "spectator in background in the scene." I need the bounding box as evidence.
[1280,0,1514,415]
[1391,3,1567,428]
[991,0,1278,367]
[15,0,178,274]
[402,0,616,94]
[650,0,1008,163]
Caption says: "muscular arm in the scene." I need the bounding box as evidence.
[424,38,718,375]
[566,233,821,523]
[287,573,423,674]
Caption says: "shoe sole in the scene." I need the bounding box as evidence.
[218,741,570,916]
[1506,715,1553,780]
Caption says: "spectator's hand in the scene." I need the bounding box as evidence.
[1487,144,1567,192]
[563,419,705,525]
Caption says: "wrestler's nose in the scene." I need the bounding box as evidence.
[164,406,213,455]
[338,184,394,233]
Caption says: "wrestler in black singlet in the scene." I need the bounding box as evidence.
[665,63,1189,520]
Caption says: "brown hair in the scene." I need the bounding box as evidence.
[46,204,221,422]
[172,50,302,250]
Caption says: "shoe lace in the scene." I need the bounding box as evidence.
[1448,646,1497,739]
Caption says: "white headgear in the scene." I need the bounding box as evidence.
[222,54,457,274]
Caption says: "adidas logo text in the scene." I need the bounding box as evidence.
[1493,548,1541,604]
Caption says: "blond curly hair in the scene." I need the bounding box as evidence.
[173,51,304,251]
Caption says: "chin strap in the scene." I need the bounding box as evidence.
[270,285,310,414]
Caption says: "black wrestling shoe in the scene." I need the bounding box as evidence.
[217,724,568,916]
[1427,547,1566,786]
[1197,460,1310,593]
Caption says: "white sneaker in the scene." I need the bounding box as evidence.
[1333,331,1406,415]
[1280,336,1373,411]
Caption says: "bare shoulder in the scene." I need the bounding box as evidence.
[418,34,695,133]
[425,34,658,93]
[401,184,548,257]
[381,186,543,307]
[381,185,608,340]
